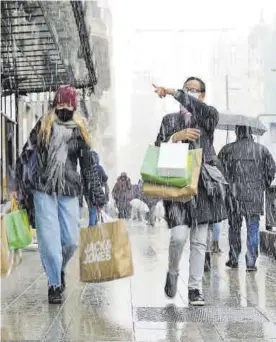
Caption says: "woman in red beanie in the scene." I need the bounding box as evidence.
[14,85,106,304]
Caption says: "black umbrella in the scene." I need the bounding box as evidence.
[217,112,267,136]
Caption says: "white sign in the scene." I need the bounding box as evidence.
[83,239,112,264]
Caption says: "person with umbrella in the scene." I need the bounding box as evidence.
[218,125,276,271]
[262,122,276,231]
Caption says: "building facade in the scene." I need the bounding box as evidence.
[1,0,116,201]
[83,0,117,185]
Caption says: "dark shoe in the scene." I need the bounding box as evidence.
[226,260,239,268]
[48,286,63,304]
[246,266,257,272]
[204,252,211,272]
[266,225,272,231]
[164,272,178,298]
[61,271,66,292]
[188,289,205,306]
[211,241,222,254]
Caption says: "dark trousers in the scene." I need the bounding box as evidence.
[116,202,131,219]
[145,205,156,226]
[228,214,260,267]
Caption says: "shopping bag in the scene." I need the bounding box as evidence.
[79,219,134,283]
[4,197,32,250]
[1,215,14,277]
[201,163,228,200]
[140,145,193,187]
[157,142,189,177]
[143,149,203,202]
[100,211,115,223]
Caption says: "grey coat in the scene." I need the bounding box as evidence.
[218,137,276,216]
[155,90,227,228]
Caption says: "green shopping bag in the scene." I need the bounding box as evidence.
[4,197,32,250]
[140,145,194,187]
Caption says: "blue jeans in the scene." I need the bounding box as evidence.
[246,215,260,267]
[33,191,79,287]
[89,207,97,226]
[228,214,260,267]
[213,223,220,242]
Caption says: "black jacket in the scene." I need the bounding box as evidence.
[16,118,106,208]
[91,151,108,185]
[155,90,227,228]
[218,137,276,216]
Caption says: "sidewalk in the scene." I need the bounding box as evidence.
[1,221,276,341]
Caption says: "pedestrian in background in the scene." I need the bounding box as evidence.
[112,172,133,219]
[262,122,276,231]
[86,151,108,226]
[211,223,222,253]
[219,125,276,271]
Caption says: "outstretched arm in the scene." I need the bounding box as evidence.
[154,87,219,133]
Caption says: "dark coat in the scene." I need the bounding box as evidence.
[112,175,133,206]
[218,137,276,216]
[91,151,108,185]
[15,118,106,208]
[155,90,227,228]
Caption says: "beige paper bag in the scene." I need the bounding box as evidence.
[79,219,134,283]
[1,216,13,277]
[143,148,202,202]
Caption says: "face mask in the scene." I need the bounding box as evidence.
[187,91,200,100]
[55,108,74,122]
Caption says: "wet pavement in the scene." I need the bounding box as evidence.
[1,220,276,341]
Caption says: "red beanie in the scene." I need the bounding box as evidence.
[53,85,77,110]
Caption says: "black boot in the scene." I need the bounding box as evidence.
[204,252,211,272]
[48,286,63,304]
[164,272,178,298]
[225,260,239,268]
[61,271,66,293]
[211,241,222,254]
[246,266,258,272]
[188,289,205,306]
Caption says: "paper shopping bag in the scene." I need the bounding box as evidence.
[1,215,14,277]
[157,142,189,177]
[141,145,193,188]
[4,197,32,250]
[79,219,134,283]
[143,149,202,202]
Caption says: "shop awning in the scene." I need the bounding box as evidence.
[1,0,97,95]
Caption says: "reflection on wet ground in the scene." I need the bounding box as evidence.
[1,221,276,341]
